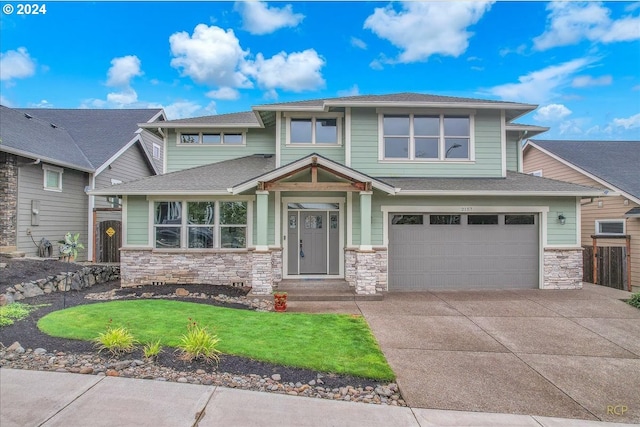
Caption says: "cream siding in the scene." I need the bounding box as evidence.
[524,145,640,289]
[16,163,89,259]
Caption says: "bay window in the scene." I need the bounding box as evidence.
[381,113,472,161]
[154,200,248,249]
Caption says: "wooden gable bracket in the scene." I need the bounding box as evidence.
[260,160,372,192]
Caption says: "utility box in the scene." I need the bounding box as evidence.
[31,200,40,226]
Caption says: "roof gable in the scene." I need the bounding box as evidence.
[527,140,640,202]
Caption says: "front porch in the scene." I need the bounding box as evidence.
[274,279,384,301]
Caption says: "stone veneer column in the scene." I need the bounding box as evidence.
[0,153,18,253]
[251,251,274,295]
[543,248,583,289]
[355,250,378,295]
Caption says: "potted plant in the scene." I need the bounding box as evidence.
[273,291,288,312]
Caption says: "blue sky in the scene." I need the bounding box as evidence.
[1,1,639,139]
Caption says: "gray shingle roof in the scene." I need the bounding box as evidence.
[92,154,603,197]
[91,154,276,195]
[0,105,93,171]
[254,92,529,108]
[16,107,163,169]
[155,111,260,126]
[382,171,605,195]
[530,140,640,200]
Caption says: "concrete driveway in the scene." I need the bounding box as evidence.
[352,283,640,424]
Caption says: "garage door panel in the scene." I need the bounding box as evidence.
[389,213,539,290]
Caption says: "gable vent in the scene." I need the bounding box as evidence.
[50,123,58,128]
[24,113,33,119]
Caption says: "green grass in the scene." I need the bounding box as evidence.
[37,300,394,380]
[0,303,49,327]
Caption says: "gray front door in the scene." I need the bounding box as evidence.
[299,211,327,274]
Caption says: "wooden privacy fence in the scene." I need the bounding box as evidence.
[583,235,631,291]
[97,220,121,263]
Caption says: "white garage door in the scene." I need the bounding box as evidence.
[388,213,539,290]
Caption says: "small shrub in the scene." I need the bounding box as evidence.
[0,303,49,327]
[628,292,640,309]
[143,340,162,359]
[176,320,221,364]
[93,324,137,356]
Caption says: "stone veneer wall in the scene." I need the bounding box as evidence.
[345,248,387,295]
[0,153,18,252]
[120,249,281,295]
[543,248,583,289]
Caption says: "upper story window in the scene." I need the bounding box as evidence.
[379,113,473,161]
[43,164,63,192]
[285,113,343,146]
[178,132,246,146]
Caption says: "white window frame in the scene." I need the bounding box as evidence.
[284,112,344,146]
[595,219,625,236]
[42,164,63,192]
[177,131,247,146]
[152,143,161,159]
[377,110,475,162]
[149,198,254,250]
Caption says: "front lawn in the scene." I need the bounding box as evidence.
[38,299,394,380]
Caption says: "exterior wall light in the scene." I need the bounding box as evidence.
[558,213,566,225]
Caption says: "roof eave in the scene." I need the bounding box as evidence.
[89,189,232,196]
[1,146,95,173]
[395,190,610,197]
[137,122,263,129]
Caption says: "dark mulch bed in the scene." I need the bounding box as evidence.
[0,273,384,388]
[1,255,83,293]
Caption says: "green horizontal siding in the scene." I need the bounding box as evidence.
[349,108,503,178]
[166,127,276,172]
[506,135,518,172]
[126,196,149,245]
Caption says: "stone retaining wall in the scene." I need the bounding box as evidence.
[1,265,120,304]
[543,248,583,289]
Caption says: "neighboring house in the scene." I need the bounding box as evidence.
[0,105,165,261]
[90,93,607,295]
[523,140,640,292]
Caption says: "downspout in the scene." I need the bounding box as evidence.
[87,173,96,262]
[517,130,529,173]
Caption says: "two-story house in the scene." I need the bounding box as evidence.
[0,105,165,261]
[90,93,606,295]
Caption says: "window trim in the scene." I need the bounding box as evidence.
[42,164,63,192]
[377,110,475,162]
[595,219,626,236]
[152,143,161,159]
[149,198,253,250]
[284,112,344,146]
[177,131,247,146]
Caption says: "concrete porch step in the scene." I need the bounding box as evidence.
[274,279,383,302]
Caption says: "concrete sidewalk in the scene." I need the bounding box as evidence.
[1,368,636,427]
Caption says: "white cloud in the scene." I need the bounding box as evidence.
[106,88,138,106]
[559,119,587,136]
[534,104,572,122]
[499,44,526,57]
[534,2,640,50]
[364,1,493,63]
[29,99,54,108]
[351,37,367,50]
[106,55,143,87]
[571,75,612,88]
[243,49,325,92]
[0,94,13,106]
[170,24,252,88]
[162,101,206,120]
[206,87,240,100]
[612,113,640,130]
[487,57,595,104]
[235,1,304,35]
[0,47,36,81]
[338,85,360,97]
